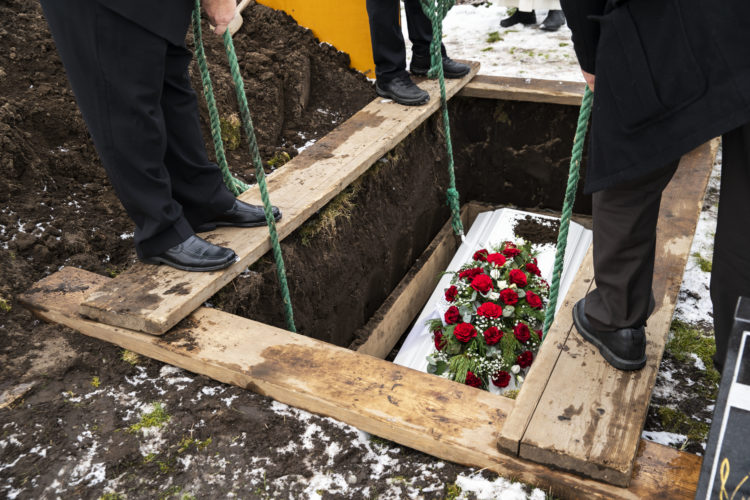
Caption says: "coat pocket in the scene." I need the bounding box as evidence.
[596,0,707,132]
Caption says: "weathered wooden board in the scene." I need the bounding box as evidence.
[517,141,718,486]
[78,62,481,335]
[460,75,585,106]
[497,245,595,455]
[20,267,701,499]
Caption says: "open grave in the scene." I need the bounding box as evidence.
[4,1,716,497]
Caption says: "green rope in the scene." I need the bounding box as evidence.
[191,6,249,196]
[419,0,463,237]
[542,86,593,341]
[193,2,296,333]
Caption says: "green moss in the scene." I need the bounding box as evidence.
[658,406,710,444]
[105,266,122,278]
[267,151,291,169]
[445,483,462,500]
[486,31,503,43]
[692,252,712,272]
[220,113,242,151]
[298,180,362,246]
[667,319,720,385]
[178,436,212,453]
[121,349,140,365]
[503,389,520,400]
[0,297,11,313]
[143,452,157,463]
[129,402,170,432]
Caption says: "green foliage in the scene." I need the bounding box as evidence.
[692,252,712,272]
[129,402,170,432]
[445,483,462,500]
[91,376,100,388]
[0,297,12,313]
[486,31,503,43]
[481,47,493,52]
[267,151,291,169]
[658,406,710,444]
[219,113,242,151]
[667,320,720,386]
[559,42,569,47]
[178,436,212,453]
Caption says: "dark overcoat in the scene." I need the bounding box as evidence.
[96,0,194,46]
[561,0,750,193]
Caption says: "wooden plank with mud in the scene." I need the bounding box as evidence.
[459,75,585,106]
[78,62,480,335]
[21,267,701,499]
[517,141,718,486]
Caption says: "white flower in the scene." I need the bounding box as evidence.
[517,375,524,383]
[510,284,517,289]
[487,291,499,301]
[511,365,521,374]
[516,237,526,246]
[498,280,508,289]
[490,269,501,280]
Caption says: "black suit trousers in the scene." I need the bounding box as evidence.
[40,1,235,258]
[584,122,750,371]
[365,0,446,82]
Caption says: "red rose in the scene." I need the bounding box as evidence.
[444,285,458,302]
[499,288,518,306]
[477,302,503,318]
[459,267,483,281]
[470,274,493,294]
[453,322,477,342]
[434,330,444,351]
[502,242,521,258]
[517,350,534,368]
[526,262,542,277]
[509,269,527,287]
[486,253,506,267]
[513,322,531,343]
[492,370,511,388]
[535,329,542,341]
[465,370,482,388]
[525,290,543,309]
[444,306,460,325]
[483,326,503,346]
[473,249,489,262]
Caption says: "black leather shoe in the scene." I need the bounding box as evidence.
[500,9,536,27]
[376,75,429,106]
[539,10,565,31]
[195,200,282,232]
[142,235,237,272]
[572,298,647,371]
[410,55,471,79]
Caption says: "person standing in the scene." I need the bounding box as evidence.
[366,0,471,106]
[39,0,281,272]
[498,1,566,32]
[562,0,750,372]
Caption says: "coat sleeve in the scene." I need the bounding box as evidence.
[560,0,606,74]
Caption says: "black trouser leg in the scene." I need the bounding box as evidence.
[585,160,679,331]
[160,43,235,229]
[712,123,750,370]
[365,0,446,82]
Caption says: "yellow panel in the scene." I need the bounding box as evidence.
[257,0,375,77]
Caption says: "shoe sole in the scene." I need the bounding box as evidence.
[572,301,647,371]
[376,87,429,106]
[539,24,562,32]
[410,68,471,79]
[141,255,237,272]
[195,213,282,233]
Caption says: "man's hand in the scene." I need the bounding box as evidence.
[582,70,595,92]
[204,0,236,35]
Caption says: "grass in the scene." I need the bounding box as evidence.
[298,180,362,246]
[481,47,493,52]
[692,252,712,272]
[91,376,100,388]
[486,31,503,43]
[445,483,462,500]
[129,402,170,432]
[178,436,212,453]
[0,296,11,312]
[666,319,720,385]
[121,349,140,365]
[658,406,711,445]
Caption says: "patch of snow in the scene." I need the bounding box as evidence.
[642,430,687,447]
[456,470,546,499]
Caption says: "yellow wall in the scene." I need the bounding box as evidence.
[257,0,375,78]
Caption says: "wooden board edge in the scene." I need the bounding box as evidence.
[461,75,585,106]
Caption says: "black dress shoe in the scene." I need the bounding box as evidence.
[195,200,282,232]
[410,55,471,79]
[539,10,565,31]
[500,9,536,27]
[572,298,647,371]
[141,235,237,272]
[376,75,429,106]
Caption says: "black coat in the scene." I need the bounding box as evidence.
[96,0,194,46]
[562,0,750,193]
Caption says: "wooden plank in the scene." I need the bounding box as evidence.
[459,75,585,106]
[78,62,480,335]
[518,141,717,486]
[497,245,595,455]
[354,205,474,358]
[20,267,701,499]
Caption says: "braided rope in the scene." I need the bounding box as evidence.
[191,4,249,195]
[193,1,296,332]
[541,86,593,340]
[419,0,463,237]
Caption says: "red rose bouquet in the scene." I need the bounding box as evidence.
[426,240,548,392]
